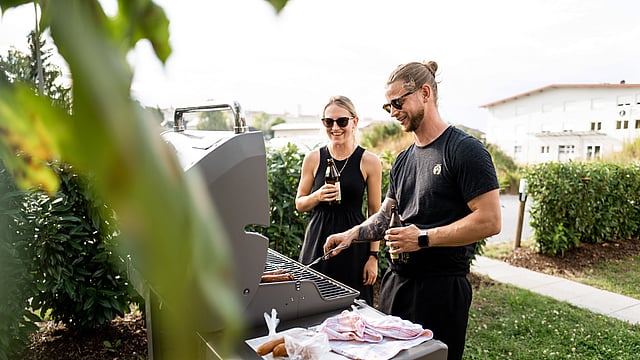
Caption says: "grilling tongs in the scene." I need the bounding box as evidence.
[304,244,348,268]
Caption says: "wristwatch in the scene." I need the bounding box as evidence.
[418,229,430,249]
[369,251,379,259]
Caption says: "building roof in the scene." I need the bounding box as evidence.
[480,83,640,108]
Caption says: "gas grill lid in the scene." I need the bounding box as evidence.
[161,103,270,328]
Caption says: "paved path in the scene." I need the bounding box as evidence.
[472,256,640,325]
[490,194,533,244]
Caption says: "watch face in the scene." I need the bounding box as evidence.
[419,230,429,248]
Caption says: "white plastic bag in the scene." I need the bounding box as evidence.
[283,328,331,360]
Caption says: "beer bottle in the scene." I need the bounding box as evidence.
[389,204,409,264]
[325,158,341,204]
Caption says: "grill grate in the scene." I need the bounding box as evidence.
[264,249,358,301]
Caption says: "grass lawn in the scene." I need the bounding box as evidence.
[571,254,640,299]
[465,276,640,359]
[482,241,640,300]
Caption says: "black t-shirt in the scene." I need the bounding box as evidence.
[386,126,499,276]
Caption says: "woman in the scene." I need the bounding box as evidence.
[296,95,382,305]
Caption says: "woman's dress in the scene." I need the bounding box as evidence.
[298,145,374,305]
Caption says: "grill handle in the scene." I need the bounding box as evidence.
[173,101,247,133]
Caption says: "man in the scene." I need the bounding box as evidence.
[323,61,501,360]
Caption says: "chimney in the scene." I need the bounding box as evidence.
[620,80,626,84]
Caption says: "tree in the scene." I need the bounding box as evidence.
[251,112,285,139]
[0,0,291,358]
[0,160,39,360]
[139,102,166,127]
[0,31,71,112]
[0,47,31,83]
[196,110,230,130]
[251,111,271,131]
[0,19,75,360]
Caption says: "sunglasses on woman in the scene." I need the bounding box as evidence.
[321,116,353,128]
[382,89,417,113]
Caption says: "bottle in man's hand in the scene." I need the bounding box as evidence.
[389,204,409,264]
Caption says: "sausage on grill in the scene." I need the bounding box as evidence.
[260,272,294,283]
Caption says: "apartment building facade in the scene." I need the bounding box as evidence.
[482,83,640,164]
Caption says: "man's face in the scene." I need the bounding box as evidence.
[384,81,423,133]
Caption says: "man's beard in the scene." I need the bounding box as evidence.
[402,108,424,133]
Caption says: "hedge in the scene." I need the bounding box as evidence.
[525,161,640,255]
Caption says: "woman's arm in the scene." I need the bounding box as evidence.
[295,150,320,212]
[362,151,382,285]
[362,151,382,253]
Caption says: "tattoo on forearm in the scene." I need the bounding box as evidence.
[358,211,391,241]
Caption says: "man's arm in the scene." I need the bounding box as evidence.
[323,198,396,255]
[385,189,502,253]
[428,189,502,247]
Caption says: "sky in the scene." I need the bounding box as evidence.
[2,0,640,131]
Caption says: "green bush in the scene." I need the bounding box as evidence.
[360,121,403,149]
[0,161,39,360]
[375,150,396,273]
[485,142,521,194]
[20,162,140,330]
[525,162,640,255]
[248,143,310,259]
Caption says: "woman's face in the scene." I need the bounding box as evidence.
[323,104,357,145]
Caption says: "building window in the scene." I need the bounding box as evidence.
[590,122,601,131]
[586,146,601,160]
[558,145,575,154]
[623,120,629,129]
[616,120,622,129]
[636,119,640,129]
[514,145,522,155]
[540,146,549,153]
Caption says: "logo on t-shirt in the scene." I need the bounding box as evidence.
[433,164,442,175]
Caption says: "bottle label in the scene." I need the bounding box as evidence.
[335,181,341,201]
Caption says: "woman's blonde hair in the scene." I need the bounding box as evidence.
[323,95,357,118]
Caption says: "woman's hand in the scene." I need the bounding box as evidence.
[362,256,378,285]
[315,183,339,203]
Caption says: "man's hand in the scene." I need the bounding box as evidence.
[323,227,358,257]
[385,224,421,253]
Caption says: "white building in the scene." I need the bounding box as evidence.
[482,83,640,164]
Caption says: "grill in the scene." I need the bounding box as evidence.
[250,248,359,324]
[159,102,358,331]
[265,249,357,301]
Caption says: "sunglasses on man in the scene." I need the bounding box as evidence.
[321,116,353,128]
[382,89,418,114]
